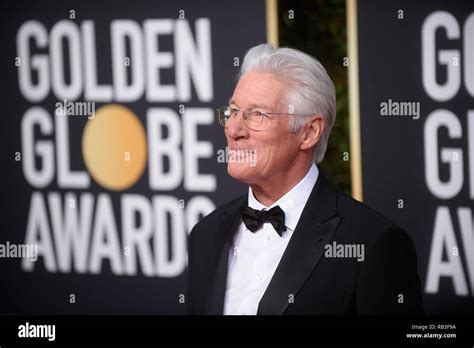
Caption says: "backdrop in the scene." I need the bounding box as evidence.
[357,0,474,314]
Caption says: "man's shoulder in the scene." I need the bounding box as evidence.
[336,191,396,227]
[335,190,408,242]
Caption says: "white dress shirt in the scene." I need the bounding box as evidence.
[223,163,319,315]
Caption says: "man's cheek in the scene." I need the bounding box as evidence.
[256,148,272,170]
[249,148,259,167]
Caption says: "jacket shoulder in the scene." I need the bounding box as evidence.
[337,191,397,226]
[335,191,405,243]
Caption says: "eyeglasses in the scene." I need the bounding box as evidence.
[216,105,313,131]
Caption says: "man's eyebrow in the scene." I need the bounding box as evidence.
[247,103,271,110]
[228,99,271,110]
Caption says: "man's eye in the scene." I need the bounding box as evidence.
[250,111,263,116]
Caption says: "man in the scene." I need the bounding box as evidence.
[187,43,424,315]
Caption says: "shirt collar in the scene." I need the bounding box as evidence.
[248,163,319,232]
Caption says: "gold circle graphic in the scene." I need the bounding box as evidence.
[82,104,147,191]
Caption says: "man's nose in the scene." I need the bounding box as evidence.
[225,110,247,138]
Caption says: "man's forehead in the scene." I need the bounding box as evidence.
[230,72,282,108]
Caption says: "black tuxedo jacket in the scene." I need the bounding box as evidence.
[187,171,424,315]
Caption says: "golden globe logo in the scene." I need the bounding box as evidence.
[16,18,217,277]
[82,104,147,191]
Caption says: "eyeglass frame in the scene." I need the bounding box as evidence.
[216,104,317,131]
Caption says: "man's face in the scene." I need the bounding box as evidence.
[224,71,302,186]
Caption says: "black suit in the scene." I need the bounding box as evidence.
[187,171,424,315]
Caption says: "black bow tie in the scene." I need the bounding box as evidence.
[239,205,286,236]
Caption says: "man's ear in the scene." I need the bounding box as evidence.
[300,116,324,151]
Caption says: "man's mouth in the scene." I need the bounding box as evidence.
[229,145,255,151]
[231,147,251,151]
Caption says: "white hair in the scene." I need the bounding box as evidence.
[238,43,336,163]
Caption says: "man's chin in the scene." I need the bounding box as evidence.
[227,164,254,184]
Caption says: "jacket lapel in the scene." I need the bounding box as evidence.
[204,196,246,315]
[257,172,341,315]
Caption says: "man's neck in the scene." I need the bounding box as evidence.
[250,163,314,207]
